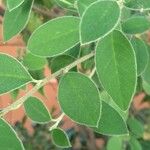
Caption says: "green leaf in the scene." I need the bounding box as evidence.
[24,97,51,123]
[143,80,150,95]
[50,55,76,73]
[124,0,150,10]
[127,117,144,138]
[23,52,47,71]
[101,91,127,119]
[142,45,150,84]
[122,16,150,34]
[54,0,76,11]
[0,54,33,95]
[3,0,33,41]
[107,137,123,150]
[0,119,24,150]
[58,72,101,127]
[77,0,97,16]
[7,0,24,11]
[129,137,142,150]
[95,101,128,135]
[27,16,80,57]
[96,30,137,110]
[80,0,120,44]
[65,44,80,58]
[51,128,71,148]
[131,37,149,75]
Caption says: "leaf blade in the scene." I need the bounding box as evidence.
[95,30,137,110]
[24,97,51,123]
[0,119,25,150]
[0,53,33,95]
[58,72,101,127]
[80,0,120,44]
[3,0,33,41]
[27,16,80,57]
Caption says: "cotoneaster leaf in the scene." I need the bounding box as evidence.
[107,137,123,150]
[96,30,137,110]
[54,0,76,11]
[124,0,150,10]
[95,101,128,135]
[3,0,33,41]
[58,72,101,127]
[24,97,51,123]
[80,0,120,44]
[7,0,24,11]
[77,0,97,16]
[27,16,80,57]
[23,52,47,71]
[0,119,25,150]
[0,54,33,95]
[131,37,149,75]
[142,45,150,85]
[122,16,150,34]
[51,128,71,148]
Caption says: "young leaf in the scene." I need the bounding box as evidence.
[24,97,51,123]
[23,52,47,71]
[58,72,101,127]
[127,117,144,138]
[95,30,137,111]
[3,0,33,41]
[51,128,71,148]
[143,80,150,95]
[131,37,149,75]
[27,16,80,57]
[122,16,150,34]
[107,137,123,150]
[0,119,25,150]
[142,45,150,85]
[7,0,24,11]
[0,54,33,95]
[95,101,128,135]
[50,55,76,73]
[54,0,76,11]
[124,0,150,10]
[65,44,80,58]
[80,0,120,44]
[77,0,97,16]
[129,137,142,150]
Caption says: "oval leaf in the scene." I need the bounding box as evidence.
[124,0,150,10]
[58,72,101,127]
[7,0,24,11]
[24,97,51,123]
[0,119,24,150]
[54,0,76,11]
[3,0,33,41]
[122,16,150,34]
[51,128,71,148]
[80,0,120,44]
[51,55,76,73]
[23,52,47,71]
[127,117,144,138]
[142,45,150,84]
[27,16,80,57]
[131,37,149,75]
[107,137,123,150]
[129,137,142,150]
[77,0,97,16]
[0,54,32,95]
[95,30,137,110]
[95,101,128,135]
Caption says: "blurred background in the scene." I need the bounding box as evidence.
[0,0,150,149]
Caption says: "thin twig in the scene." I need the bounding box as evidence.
[0,51,95,117]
